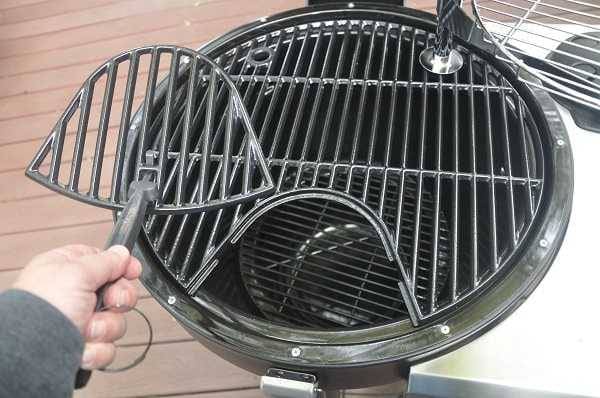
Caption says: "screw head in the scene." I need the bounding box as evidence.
[291,347,302,357]
[167,296,177,305]
[440,325,450,335]
[556,139,565,147]
[539,239,549,248]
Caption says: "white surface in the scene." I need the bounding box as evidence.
[410,107,600,398]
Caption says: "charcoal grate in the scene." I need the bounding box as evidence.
[240,173,451,327]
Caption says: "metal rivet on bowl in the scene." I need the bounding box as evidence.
[259,16,267,22]
[168,296,177,305]
[348,2,355,8]
[291,347,302,357]
[539,239,549,248]
[440,325,450,335]
[556,139,565,147]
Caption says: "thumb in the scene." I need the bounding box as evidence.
[78,246,131,289]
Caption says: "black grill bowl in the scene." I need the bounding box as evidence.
[129,3,573,390]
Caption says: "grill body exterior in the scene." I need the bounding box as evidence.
[130,4,573,390]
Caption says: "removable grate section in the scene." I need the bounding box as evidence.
[26,45,273,214]
[142,18,546,326]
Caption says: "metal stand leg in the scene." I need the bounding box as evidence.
[420,0,464,74]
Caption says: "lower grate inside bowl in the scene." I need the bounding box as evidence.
[238,173,451,328]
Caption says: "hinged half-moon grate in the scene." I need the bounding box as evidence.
[26,45,274,215]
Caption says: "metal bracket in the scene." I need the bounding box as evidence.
[260,369,320,398]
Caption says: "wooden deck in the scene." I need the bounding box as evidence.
[0,1,434,396]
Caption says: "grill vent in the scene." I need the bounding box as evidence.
[142,18,545,327]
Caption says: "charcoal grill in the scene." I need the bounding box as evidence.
[121,3,572,393]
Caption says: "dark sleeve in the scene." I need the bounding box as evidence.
[0,289,84,398]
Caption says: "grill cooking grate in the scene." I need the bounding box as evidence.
[142,18,545,327]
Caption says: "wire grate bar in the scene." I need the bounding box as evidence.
[430,73,444,312]
[483,64,499,270]
[468,55,479,287]
[295,24,335,188]
[517,98,535,217]
[347,21,378,194]
[156,50,180,193]
[175,55,198,206]
[68,80,94,191]
[331,22,364,185]
[450,71,460,302]
[90,62,117,198]
[411,41,430,294]
[380,25,403,217]
[395,28,416,259]
[111,52,140,203]
[314,22,349,173]
[499,78,518,245]
[136,47,160,180]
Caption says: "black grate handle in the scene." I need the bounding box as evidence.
[75,179,158,389]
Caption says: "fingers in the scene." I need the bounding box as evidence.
[81,343,116,370]
[77,246,132,288]
[85,311,127,343]
[123,256,142,281]
[30,244,100,266]
[53,244,101,260]
[102,278,139,311]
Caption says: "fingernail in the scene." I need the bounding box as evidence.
[81,348,94,369]
[90,320,106,340]
[108,245,129,258]
[116,289,129,308]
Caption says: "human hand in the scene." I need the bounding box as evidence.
[13,244,142,370]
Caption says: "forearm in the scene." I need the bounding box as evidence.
[0,289,84,397]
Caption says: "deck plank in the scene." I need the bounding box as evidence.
[0,0,198,41]
[0,0,291,60]
[0,0,48,11]
[0,221,112,270]
[0,194,110,235]
[0,0,119,25]
[75,341,259,397]
[0,0,297,79]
